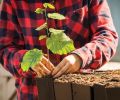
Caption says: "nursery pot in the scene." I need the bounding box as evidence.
[72,84,92,100]
[93,84,120,100]
[54,82,72,100]
[36,76,55,100]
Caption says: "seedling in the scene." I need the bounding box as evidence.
[21,3,75,72]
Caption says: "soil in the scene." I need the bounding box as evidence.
[55,70,120,88]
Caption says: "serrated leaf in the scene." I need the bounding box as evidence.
[21,49,43,72]
[46,32,75,55]
[39,35,47,40]
[48,13,66,20]
[35,8,45,14]
[35,22,47,31]
[43,3,55,9]
[49,28,65,34]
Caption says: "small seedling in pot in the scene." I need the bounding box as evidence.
[21,3,75,73]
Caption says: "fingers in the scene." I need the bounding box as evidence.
[41,56,55,71]
[37,67,46,77]
[52,59,66,76]
[31,64,45,77]
[32,62,51,77]
[65,66,75,74]
[53,63,70,78]
[39,62,51,75]
[31,56,55,77]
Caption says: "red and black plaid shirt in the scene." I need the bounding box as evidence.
[0,0,118,99]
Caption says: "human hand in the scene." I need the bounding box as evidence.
[31,56,55,77]
[52,54,81,78]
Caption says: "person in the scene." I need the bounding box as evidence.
[0,0,118,99]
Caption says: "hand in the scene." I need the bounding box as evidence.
[31,56,55,77]
[52,54,81,78]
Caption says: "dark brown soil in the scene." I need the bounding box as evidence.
[55,70,120,88]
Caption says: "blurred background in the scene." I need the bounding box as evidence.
[108,0,120,62]
[0,0,120,100]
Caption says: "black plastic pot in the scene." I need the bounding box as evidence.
[36,76,55,100]
[36,75,120,100]
[36,77,92,100]
[93,84,108,100]
[54,82,72,100]
[72,84,92,100]
[106,87,120,100]
[93,84,120,100]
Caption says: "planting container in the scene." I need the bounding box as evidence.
[36,70,120,100]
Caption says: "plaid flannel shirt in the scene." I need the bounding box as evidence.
[0,0,118,99]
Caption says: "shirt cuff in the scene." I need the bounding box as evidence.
[71,47,92,69]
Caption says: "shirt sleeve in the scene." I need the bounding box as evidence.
[72,0,118,70]
[0,0,35,78]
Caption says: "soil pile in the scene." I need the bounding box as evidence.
[55,70,120,87]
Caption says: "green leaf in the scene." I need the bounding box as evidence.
[46,32,75,55]
[43,3,55,9]
[39,35,47,40]
[48,13,66,20]
[35,8,45,14]
[35,22,47,31]
[21,49,43,72]
[49,28,65,34]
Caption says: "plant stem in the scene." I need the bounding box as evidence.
[44,9,49,37]
[47,48,50,61]
[44,9,50,61]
